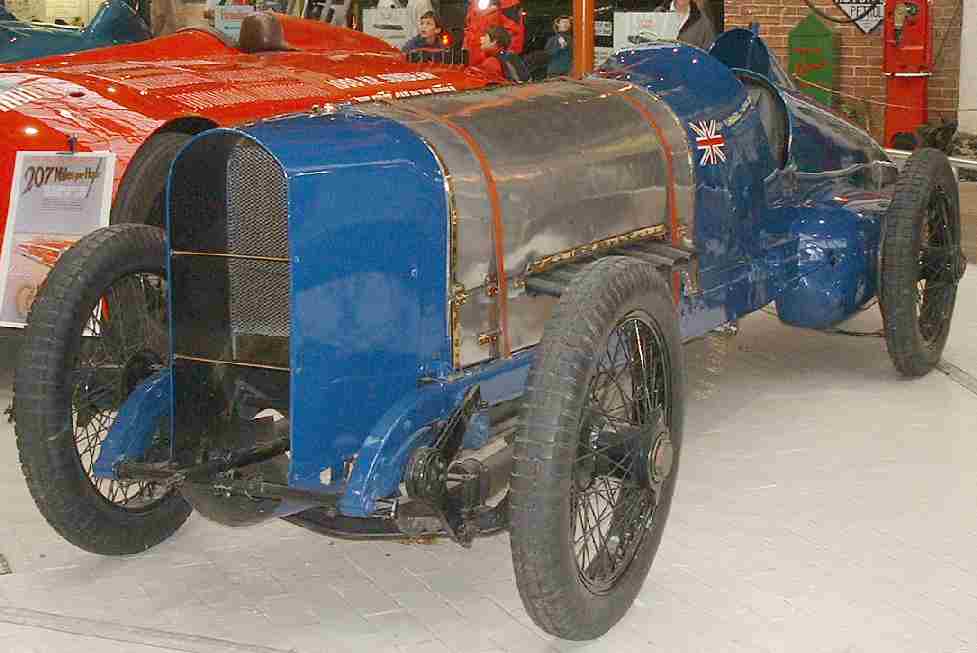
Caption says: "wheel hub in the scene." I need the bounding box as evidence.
[649,432,674,485]
[404,446,448,501]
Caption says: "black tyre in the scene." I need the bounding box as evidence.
[15,225,191,555]
[111,132,191,227]
[880,148,965,377]
[510,257,685,640]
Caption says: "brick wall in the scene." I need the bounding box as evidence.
[723,0,964,142]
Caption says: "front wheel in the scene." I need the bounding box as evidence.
[14,225,190,555]
[510,257,685,640]
[880,148,965,377]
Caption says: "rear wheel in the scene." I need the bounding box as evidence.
[111,132,191,228]
[880,149,965,377]
[510,257,685,640]
[15,225,190,555]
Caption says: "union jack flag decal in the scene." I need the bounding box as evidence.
[689,120,726,166]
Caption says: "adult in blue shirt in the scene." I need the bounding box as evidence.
[544,15,571,76]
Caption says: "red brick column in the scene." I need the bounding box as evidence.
[722,0,963,143]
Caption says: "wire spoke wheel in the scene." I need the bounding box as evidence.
[15,225,191,555]
[570,313,670,594]
[511,257,684,640]
[914,190,959,348]
[72,272,169,510]
[881,148,963,377]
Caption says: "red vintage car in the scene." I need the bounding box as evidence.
[0,14,499,316]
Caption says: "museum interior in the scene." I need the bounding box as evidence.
[0,0,974,651]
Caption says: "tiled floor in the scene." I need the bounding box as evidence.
[0,270,974,653]
[959,182,977,262]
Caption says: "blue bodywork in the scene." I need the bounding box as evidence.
[601,29,888,340]
[267,111,535,513]
[0,0,150,64]
[99,30,895,518]
[93,369,170,478]
[242,114,455,504]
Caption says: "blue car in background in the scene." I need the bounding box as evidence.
[0,0,151,63]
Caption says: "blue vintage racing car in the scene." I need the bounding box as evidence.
[13,28,966,640]
[0,0,150,63]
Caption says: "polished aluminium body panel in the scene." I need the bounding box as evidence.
[364,79,694,366]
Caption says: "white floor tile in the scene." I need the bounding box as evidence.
[0,267,974,653]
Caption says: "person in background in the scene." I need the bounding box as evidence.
[670,0,715,50]
[463,0,523,67]
[401,10,446,53]
[405,0,435,38]
[544,14,571,76]
[153,0,183,35]
[475,25,528,80]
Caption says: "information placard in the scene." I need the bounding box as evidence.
[363,6,414,50]
[832,0,884,34]
[215,4,256,40]
[613,11,684,51]
[0,151,115,327]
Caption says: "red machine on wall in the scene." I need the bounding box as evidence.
[883,0,932,148]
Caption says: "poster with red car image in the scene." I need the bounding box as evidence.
[0,151,114,327]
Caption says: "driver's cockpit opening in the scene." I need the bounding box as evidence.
[736,71,790,170]
[710,29,792,171]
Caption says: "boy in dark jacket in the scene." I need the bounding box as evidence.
[401,11,447,54]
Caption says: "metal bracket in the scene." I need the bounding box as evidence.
[403,385,483,545]
[477,331,500,347]
[452,283,470,307]
[523,241,698,299]
[484,275,500,297]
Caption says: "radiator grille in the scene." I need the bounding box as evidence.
[168,131,291,453]
[228,259,290,339]
[227,142,289,258]
[169,132,291,369]
[226,142,290,342]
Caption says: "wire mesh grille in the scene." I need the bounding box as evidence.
[226,140,290,341]
[227,141,289,258]
[228,259,290,339]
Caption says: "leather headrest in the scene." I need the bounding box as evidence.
[238,12,290,54]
